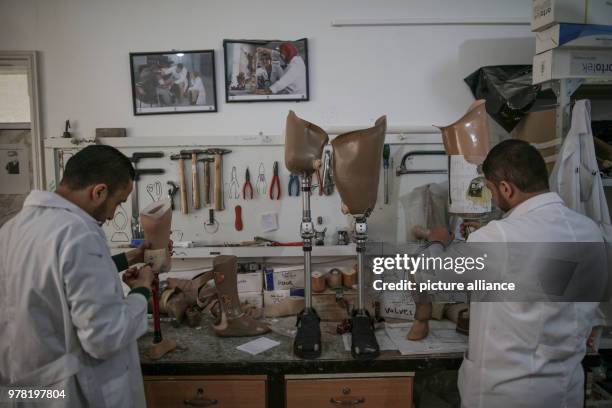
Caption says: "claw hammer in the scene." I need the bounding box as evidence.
[202,148,232,211]
[181,149,205,209]
[170,153,191,214]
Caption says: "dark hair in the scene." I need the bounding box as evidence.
[482,139,549,193]
[60,145,134,193]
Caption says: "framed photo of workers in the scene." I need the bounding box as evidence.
[129,50,217,115]
[223,38,309,103]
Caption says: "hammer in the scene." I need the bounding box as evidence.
[198,157,214,206]
[170,153,191,214]
[181,149,205,210]
[202,148,232,211]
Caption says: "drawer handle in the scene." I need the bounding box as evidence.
[183,388,218,407]
[330,388,365,406]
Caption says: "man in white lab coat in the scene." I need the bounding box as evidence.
[255,42,307,96]
[0,145,153,407]
[425,139,604,407]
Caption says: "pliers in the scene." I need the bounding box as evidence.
[269,161,281,200]
[243,167,254,199]
[288,174,300,196]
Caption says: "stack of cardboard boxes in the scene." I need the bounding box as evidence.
[531,0,612,84]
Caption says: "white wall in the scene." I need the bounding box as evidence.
[0,0,534,139]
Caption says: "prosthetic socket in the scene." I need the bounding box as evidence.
[140,199,172,273]
[331,116,387,216]
[285,110,329,174]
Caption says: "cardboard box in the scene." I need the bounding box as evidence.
[238,291,263,308]
[237,271,263,293]
[532,0,612,32]
[536,23,612,53]
[263,288,305,306]
[532,48,612,84]
[264,266,305,291]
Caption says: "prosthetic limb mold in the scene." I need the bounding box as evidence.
[331,116,387,360]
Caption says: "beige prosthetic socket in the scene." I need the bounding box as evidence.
[331,116,387,216]
[285,110,329,175]
[140,200,172,273]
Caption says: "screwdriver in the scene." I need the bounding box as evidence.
[383,144,390,204]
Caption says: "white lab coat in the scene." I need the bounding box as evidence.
[550,99,611,226]
[269,55,306,95]
[423,192,603,407]
[0,191,148,408]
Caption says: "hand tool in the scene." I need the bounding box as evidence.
[181,149,205,209]
[235,205,243,231]
[253,236,303,246]
[229,166,240,199]
[383,144,390,204]
[130,152,165,239]
[288,174,300,196]
[322,150,334,195]
[198,157,214,206]
[167,181,179,210]
[396,150,447,175]
[316,167,323,196]
[202,148,232,211]
[269,161,281,200]
[170,153,191,215]
[256,162,267,195]
[242,167,254,199]
[204,209,219,233]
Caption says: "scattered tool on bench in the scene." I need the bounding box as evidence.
[198,157,214,206]
[167,181,179,210]
[269,161,281,200]
[170,153,191,214]
[288,173,300,196]
[242,167,254,199]
[130,152,165,240]
[181,149,205,210]
[202,148,232,211]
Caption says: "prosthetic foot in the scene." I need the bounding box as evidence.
[285,111,329,359]
[211,255,270,337]
[331,116,386,360]
[407,303,432,341]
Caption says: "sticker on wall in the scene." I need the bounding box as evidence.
[0,144,30,194]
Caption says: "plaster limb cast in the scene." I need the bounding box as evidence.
[140,199,172,273]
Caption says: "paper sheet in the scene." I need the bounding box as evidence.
[384,320,468,355]
[236,337,281,355]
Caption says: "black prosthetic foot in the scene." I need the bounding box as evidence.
[294,308,322,359]
[350,309,380,360]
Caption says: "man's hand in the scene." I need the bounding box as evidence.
[460,221,481,239]
[427,225,454,246]
[122,265,154,290]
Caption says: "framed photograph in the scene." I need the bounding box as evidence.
[130,50,217,115]
[223,38,309,103]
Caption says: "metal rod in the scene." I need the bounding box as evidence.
[301,174,313,309]
[357,248,364,310]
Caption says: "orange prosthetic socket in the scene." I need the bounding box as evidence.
[285,110,329,175]
[140,200,172,273]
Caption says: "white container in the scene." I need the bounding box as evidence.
[263,288,305,306]
[532,0,612,32]
[237,271,263,293]
[264,266,305,291]
[532,48,612,84]
[238,291,263,308]
[536,23,612,54]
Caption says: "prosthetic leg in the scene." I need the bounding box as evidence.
[140,200,177,360]
[285,111,329,359]
[332,116,386,360]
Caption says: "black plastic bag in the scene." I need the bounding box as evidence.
[464,65,541,132]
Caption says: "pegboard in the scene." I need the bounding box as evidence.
[44,132,448,248]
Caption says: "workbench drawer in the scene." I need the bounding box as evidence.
[286,374,413,407]
[144,375,266,408]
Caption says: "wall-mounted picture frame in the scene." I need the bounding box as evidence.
[130,50,217,115]
[223,38,309,103]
